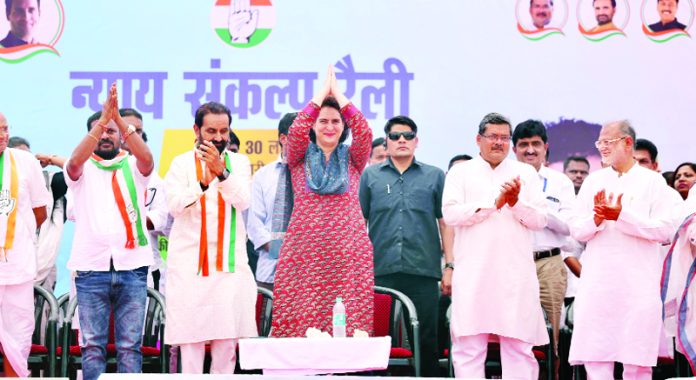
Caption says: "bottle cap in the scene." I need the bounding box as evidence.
[336,297,342,303]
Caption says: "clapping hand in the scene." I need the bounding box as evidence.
[592,190,623,225]
[594,191,623,222]
[228,0,258,44]
[495,176,522,209]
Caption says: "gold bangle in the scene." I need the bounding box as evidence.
[87,133,99,143]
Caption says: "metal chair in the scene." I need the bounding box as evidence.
[59,287,168,378]
[374,285,421,377]
[27,284,59,377]
[255,286,273,337]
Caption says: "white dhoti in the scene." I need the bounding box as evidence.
[0,281,34,377]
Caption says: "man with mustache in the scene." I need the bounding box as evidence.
[0,112,50,378]
[0,0,40,48]
[590,0,617,33]
[649,0,686,32]
[530,0,554,29]
[513,120,575,378]
[443,113,548,379]
[568,120,674,380]
[163,101,257,373]
[360,115,453,377]
[65,84,154,380]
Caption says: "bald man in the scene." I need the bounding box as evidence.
[0,112,50,377]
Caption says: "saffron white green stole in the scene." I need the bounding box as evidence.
[90,152,148,249]
[195,152,237,276]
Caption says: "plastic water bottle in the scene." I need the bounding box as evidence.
[332,297,346,337]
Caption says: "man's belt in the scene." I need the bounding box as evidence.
[533,247,561,261]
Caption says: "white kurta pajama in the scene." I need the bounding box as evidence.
[164,150,257,373]
[0,148,51,377]
[568,164,674,370]
[442,156,548,379]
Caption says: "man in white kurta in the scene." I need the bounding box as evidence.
[164,102,257,374]
[442,113,549,380]
[0,113,50,377]
[568,120,673,380]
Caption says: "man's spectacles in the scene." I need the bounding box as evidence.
[594,136,627,148]
[387,131,416,141]
[480,134,512,143]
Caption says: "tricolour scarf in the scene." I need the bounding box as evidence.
[0,150,18,262]
[90,152,148,249]
[304,143,350,195]
[195,152,236,276]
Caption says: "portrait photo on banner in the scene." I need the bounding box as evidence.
[642,0,694,33]
[516,0,569,36]
[577,0,630,39]
[0,0,63,50]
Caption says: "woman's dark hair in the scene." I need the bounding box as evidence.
[674,162,696,181]
[309,96,350,144]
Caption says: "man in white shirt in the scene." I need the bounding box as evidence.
[7,136,67,292]
[513,119,575,376]
[568,120,674,380]
[0,112,50,377]
[164,101,257,373]
[443,112,548,379]
[247,112,296,290]
[65,84,154,380]
[561,156,588,291]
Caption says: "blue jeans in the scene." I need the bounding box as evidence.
[75,266,148,380]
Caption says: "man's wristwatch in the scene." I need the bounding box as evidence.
[444,262,455,270]
[217,168,230,182]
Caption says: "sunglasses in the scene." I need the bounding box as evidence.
[387,131,416,141]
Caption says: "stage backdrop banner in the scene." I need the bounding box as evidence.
[1,0,694,294]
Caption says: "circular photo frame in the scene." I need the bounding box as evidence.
[641,0,694,42]
[0,0,64,62]
[577,0,630,41]
[516,0,569,40]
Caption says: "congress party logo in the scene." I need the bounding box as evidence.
[577,0,630,42]
[516,0,569,40]
[640,0,693,42]
[211,0,276,48]
[0,0,64,63]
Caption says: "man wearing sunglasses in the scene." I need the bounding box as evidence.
[442,112,549,379]
[359,115,453,377]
